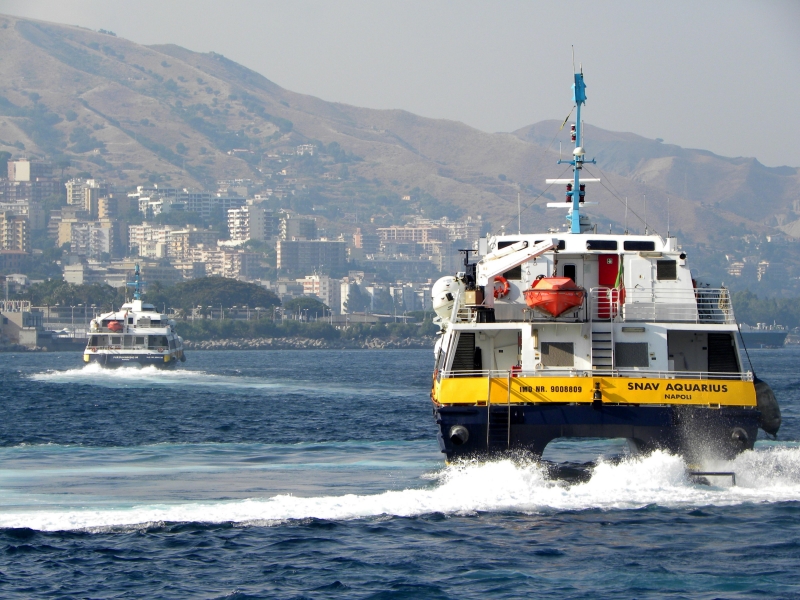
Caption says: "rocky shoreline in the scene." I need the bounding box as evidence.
[183,336,436,350]
[0,336,436,352]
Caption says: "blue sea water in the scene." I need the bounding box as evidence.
[1,347,800,598]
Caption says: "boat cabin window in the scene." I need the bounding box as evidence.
[656,259,677,280]
[148,336,170,349]
[535,239,566,250]
[624,240,656,251]
[498,241,522,280]
[89,335,104,346]
[586,240,618,251]
[135,336,145,346]
[563,264,577,282]
[110,336,122,346]
[128,317,134,324]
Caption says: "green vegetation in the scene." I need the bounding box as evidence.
[71,125,103,149]
[22,279,125,308]
[143,278,280,312]
[175,316,437,342]
[0,95,65,153]
[283,296,329,315]
[732,291,800,329]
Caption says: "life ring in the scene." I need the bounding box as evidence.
[493,276,510,298]
[158,347,164,353]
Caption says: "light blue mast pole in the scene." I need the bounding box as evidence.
[570,72,587,233]
[126,264,143,301]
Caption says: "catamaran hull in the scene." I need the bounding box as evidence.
[434,404,761,461]
[83,353,181,368]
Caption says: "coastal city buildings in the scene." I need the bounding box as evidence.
[0,157,469,321]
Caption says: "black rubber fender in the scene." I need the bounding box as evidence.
[754,376,781,436]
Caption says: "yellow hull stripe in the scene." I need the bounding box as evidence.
[434,376,757,407]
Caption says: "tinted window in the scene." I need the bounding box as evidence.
[535,239,566,250]
[498,240,521,280]
[624,240,656,251]
[586,240,618,250]
[657,260,677,280]
[563,264,577,282]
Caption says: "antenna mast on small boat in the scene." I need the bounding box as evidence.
[644,194,648,235]
[667,196,671,237]
[126,264,145,301]
[624,197,629,234]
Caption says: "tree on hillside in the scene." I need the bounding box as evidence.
[0,151,10,176]
[148,277,280,312]
[343,283,370,313]
[22,280,124,308]
[283,296,329,318]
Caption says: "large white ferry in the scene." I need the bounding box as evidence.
[83,265,186,368]
[430,69,780,461]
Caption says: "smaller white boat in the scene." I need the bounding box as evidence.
[83,265,186,368]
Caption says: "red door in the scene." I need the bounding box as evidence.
[597,255,620,318]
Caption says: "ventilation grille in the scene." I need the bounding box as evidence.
[541,342,574,367]
[615,342,649,367]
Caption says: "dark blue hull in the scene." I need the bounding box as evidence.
[435,403,761,461]
[84,353,179,368]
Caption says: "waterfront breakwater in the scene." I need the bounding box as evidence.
[1,336,436,352]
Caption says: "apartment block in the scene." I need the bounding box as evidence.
[298,274,341,314]
[65,178,111,210]
[0,201,45,230]
[377,225,448,244]
[0,211,30,252]
[227,207,250,242]
[281,215,316,240]
[7,158,52,181]
[128,223,176,256]
[68,221,114,259]
[128,186,246,219]
[247,202,282,241]
[276,240,346,272]
[187,246,259,279]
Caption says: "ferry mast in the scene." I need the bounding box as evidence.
[556,69,596,233]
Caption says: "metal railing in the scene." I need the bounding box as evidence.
[449,286,736,325]
[440,368,753,381]
[590,286,735,324]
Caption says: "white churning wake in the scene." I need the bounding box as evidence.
[3,447,800,532]
[28,363,412,396]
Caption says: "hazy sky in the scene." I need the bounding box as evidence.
[1,0,798,167]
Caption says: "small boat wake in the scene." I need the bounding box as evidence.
[3,446,800,532]
[30,363,245,389]
[28,363,413,397]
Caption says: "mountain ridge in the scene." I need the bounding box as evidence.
[1,13,798,250]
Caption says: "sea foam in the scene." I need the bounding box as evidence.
[4,447,800,532]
